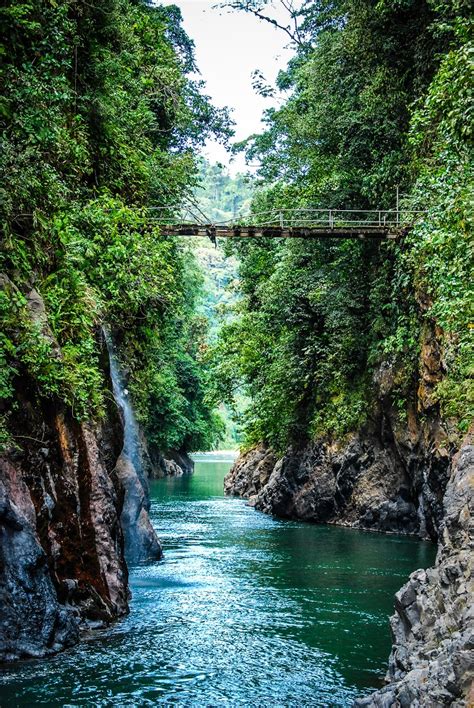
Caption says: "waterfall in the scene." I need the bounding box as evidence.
[103,328,142,476]
[103,327,162,562]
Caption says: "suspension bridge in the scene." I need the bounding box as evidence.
[150,205,423,242]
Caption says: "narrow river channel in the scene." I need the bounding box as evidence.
[1,453,435,707]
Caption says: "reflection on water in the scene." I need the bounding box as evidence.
[1,456,435,706]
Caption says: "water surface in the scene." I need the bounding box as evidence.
[1,455,435,706]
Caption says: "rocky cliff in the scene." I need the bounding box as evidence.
[0,286,162,661]
[147,447,195,479]
[357,436,473,707]
[0,398,129,661]
[224,413,450,541]
[105,330,162,564]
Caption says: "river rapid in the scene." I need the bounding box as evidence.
[1,453,435,706]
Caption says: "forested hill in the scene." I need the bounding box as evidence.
[218,2,473,702]
[1,0,240,661]
[189,160,252,447]
[194,158,254,222]
[1,1,230,454]
[214,0,472,452]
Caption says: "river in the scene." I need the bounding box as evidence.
[1,453,435,706]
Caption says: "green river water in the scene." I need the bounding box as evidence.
[1,454,435,707]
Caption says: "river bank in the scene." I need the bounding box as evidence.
[225,435,474,705]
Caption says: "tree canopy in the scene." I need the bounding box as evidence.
[212,0,473,451]
[0,0,232,452]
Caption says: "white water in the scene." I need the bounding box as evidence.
[103,329,142,473]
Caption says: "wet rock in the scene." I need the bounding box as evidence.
[356,439,473,706]
[163,458,184,476]
[1,380,130,660]
[113,454,162,563]
[225,435,421,536]
[22,412,130,622]
[224,444,277,498]
[0,458,78,661]
[103,329,162,564]
[167,450,194,475]
[147,446,195,478]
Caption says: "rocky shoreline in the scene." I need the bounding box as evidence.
[0,399,193,663]
[225,433,473,705]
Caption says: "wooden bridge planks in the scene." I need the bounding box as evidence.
[160,224,399,240]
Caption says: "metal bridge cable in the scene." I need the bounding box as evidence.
[181,195,213,226]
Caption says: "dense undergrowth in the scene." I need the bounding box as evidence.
[0,0,230,452]
[213,0,473,452]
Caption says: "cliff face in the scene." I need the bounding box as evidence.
[225,329,474,703]
[0,397,194,662]
[0,288,161,661]
[0,455,78,661]
[357,437,474,707]
[109,426,193,565]
[0,398,128,661]
[224,409,450,541]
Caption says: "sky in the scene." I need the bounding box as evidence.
[160,1,294,173]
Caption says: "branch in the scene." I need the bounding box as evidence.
[218,1,305,47]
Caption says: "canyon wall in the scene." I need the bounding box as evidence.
[357,437,473,706]
[225,335,474,704]
[0,397,129,661]
[0,288,163,661]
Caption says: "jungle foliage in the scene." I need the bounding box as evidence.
[0,0,231,452]
[194,158,254,223]
[213,0,473,451]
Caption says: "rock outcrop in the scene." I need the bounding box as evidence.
[356,436,474,706]
[0,458,78,661]
[104,330,162,564]
[147,446,195,479]
[0,401,129,661]
[224,424,448,539]
[113,453,162,563]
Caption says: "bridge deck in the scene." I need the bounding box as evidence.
[161,224,400,240]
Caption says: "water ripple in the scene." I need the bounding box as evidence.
[0,458,435,707]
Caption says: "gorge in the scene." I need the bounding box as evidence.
[1,0,473,706]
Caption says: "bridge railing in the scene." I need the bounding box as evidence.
[147,207,425,230]
[220,208,426,229]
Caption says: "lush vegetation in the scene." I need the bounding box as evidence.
[190,159,252,448]
[194,158,254,222]
[0,0,231,452]
[213,0,473,452]
[1,1,471,458]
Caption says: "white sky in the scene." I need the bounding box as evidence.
[161,1,293,173]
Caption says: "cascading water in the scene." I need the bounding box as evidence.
[104,328,143,477]
[103,328,162,562]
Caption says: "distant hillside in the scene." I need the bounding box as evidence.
[189,160,254,448]
[194,159,254,222]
